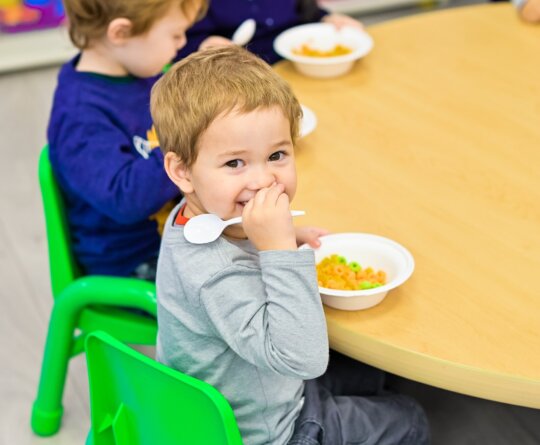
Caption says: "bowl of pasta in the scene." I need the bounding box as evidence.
[273,23,373,78]
[301,233,414,310]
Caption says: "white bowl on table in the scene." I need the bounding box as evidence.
[301,233,415,311]
[273,23,373,78]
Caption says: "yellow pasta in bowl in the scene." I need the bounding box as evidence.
[292,44,353,58]
[274,23,374,78]
[300,233,414,310]
[316,254,386,291]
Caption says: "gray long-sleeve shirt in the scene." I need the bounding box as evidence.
[156,205,329,445]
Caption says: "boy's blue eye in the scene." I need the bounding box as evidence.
[225,159,244,168]
[269,151,285,161]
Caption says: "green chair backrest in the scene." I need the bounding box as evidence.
[38,146,82,296]
[85,331,243,445]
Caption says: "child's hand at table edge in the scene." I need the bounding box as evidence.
[321,13,364,30]
[520,0,540,23]
[295,226,329,249]
[199,35,235,51]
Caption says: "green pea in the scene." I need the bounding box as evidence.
[360,281,373,290]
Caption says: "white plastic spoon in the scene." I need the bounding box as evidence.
[231,18,256,46]
[184,210,305,244]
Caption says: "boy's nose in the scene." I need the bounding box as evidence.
[247,168,276,190]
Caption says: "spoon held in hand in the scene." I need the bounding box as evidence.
[184,210,305,244]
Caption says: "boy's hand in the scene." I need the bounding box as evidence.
[242,183,297,251]
[295,226,329,249]
[520,0,540,23]
[321,13,364,30]
[199,35,235,51]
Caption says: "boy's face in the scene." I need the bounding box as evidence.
[116,4,193,77]
[173,106,297,239]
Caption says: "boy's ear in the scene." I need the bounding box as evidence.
[164,152,194,194]
[107,18,133,45]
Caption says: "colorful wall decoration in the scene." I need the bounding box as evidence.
[0,0,64,33]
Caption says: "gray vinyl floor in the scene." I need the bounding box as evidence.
[1,1,539,444]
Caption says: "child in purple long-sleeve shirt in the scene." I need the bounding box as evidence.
[47,0,207,278]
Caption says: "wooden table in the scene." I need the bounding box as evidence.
[275,3,540,408]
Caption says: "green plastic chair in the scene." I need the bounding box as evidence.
[31,147,159,437]
[85,331,243,445]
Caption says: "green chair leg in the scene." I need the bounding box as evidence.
[31,297,77,436]
[31,277,157,436]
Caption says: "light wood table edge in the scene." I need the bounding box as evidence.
[328,320,540,408]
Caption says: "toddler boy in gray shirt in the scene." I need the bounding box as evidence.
[151,45,430,445]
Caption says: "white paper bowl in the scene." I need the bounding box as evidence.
[274,23,373,78]
[302,233,414,310]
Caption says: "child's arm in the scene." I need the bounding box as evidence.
[199,249,329,380]
[50,117,179,224]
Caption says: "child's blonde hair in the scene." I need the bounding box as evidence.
[64,0,207,49]
[151,45,303,168]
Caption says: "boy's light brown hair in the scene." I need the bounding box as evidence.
[150,45,303,168]
[64,0,207,49]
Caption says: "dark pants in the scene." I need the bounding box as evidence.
[130,255,159,282]
[125,255,158,318]
[289,351,430,445]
